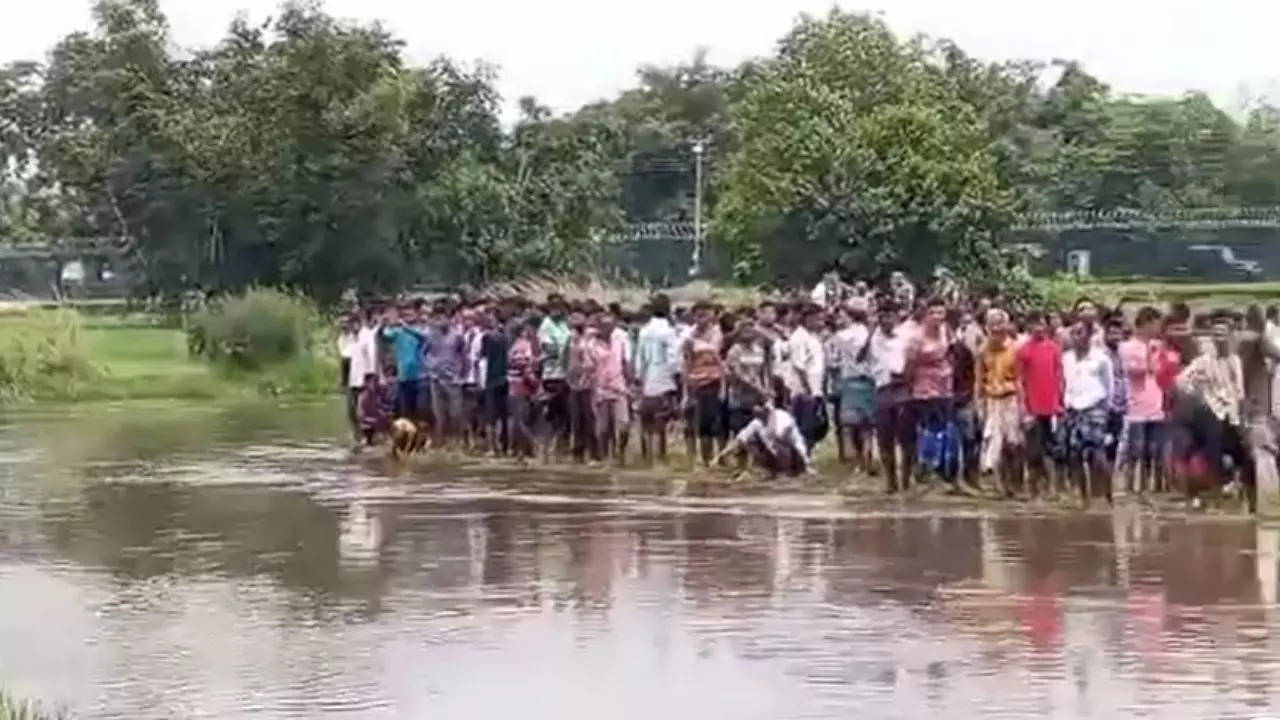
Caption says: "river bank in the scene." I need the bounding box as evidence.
[4,392,1251,520]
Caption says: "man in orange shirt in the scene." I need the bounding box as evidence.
[975,309,1024,497]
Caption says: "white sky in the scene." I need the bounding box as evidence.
[3,0,1279,120]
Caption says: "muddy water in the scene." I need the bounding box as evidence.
[3,400,1280,719]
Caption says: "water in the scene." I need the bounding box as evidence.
[3,400,1280,719]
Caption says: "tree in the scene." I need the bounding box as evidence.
[713,11,1014,285]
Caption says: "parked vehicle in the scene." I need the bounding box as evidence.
[1170,245,1263,281]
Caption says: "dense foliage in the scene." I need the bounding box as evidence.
[187,288,317,368]
[3,2,1280,298]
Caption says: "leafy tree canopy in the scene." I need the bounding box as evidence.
[2,1,1278,299]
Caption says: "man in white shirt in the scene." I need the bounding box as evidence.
[1062,321,1114,503]
[787,305,828,448]
[713,402,813,477]
[338,310,380,444]
[810,269,849,309]
[868,301,908,492]
[634,294,681,463]
[1178,314,1246,493]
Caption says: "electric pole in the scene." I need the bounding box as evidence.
[690,140,704,277]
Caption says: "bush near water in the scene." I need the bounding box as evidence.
[187,288,318,368]
[0,309,101,401]
[1,289,336,403]
[0,689,68,720]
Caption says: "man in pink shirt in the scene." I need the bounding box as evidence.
[591,311,633,465]
[1116,306,1166,497]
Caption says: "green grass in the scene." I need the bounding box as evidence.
[0,691,68,720]
[2,312,339,403]
[61,325,224,401]
[1075,280,1280,312]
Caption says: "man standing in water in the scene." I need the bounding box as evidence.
[635,294,680,465]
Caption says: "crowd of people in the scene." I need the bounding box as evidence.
[336,270,1280,511]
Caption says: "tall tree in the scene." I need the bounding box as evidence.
[713,11,1014,285]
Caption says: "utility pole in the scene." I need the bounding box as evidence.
[690,140,704,278]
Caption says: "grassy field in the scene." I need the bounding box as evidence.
[1,310,338,403]
[1085,280,1280,309]
[79,324,226,400]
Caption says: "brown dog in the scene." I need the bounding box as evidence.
[389,417,427,459]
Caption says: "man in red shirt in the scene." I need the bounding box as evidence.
[1017,312,1065,496]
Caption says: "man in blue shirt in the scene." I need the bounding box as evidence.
[380,305,427,420]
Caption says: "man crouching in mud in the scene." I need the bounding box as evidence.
[389,417,427,459]
[712,402,815,479]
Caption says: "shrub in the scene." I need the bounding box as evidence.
[0,310,101,401]
[187,288,319,368]
[0,690,70,720]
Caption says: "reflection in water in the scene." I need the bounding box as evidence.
[3,402,1280,718]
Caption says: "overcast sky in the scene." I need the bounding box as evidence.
[4,0,1279,119]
